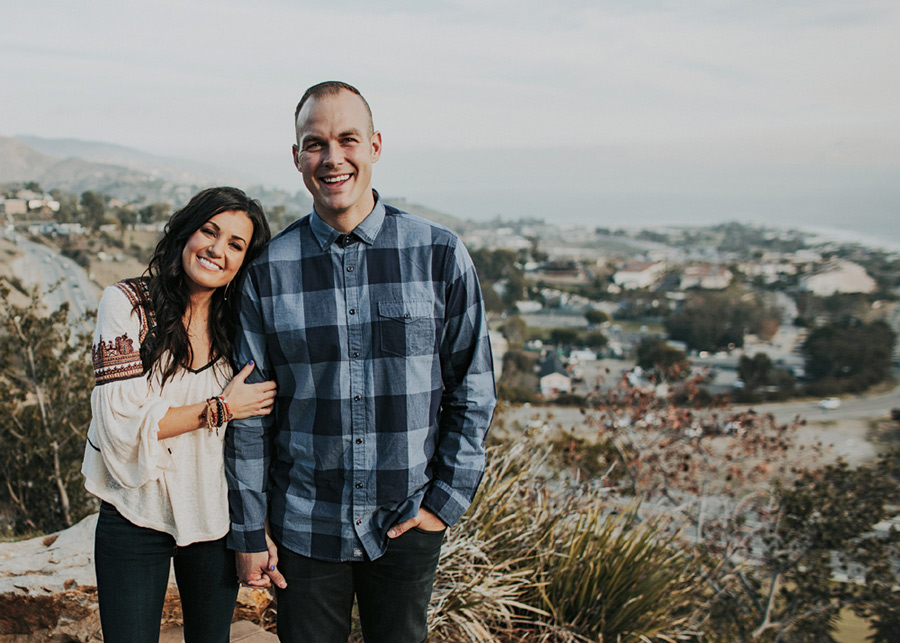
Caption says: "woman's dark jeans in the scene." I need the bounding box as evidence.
[94,501,238,643]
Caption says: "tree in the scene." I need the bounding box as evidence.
[498,349,538,403]
[665,291,778,352]
[585,309,610,326]
[568,371,900,639]
[79,190,107,230]
[500,315,527,345]
[707,457,900,641]
[138,202,171,224]
[803,320,895,394]
[0,285,95,534]
[470,248,527,312]
[738,352,773,393]
[525,235,548,263]
[50,189,79,224]
[114,205,138,236]
[635,337,689,380]
[549,327,579,348]
[582,329,608,351]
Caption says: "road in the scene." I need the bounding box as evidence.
[499,359,900,468]
[734,382,900,426]
[3,229,102,333]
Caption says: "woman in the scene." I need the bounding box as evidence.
[82,186,275,643]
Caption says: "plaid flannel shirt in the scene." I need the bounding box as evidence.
[225,194,496,561]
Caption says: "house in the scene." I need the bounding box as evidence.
[612,261,665,290]
[538,353,571,398]
[800,260,876,296]
[680,265,733,290]
[533,260,591,285]
[2,199,28,216]
[737,255,797,284]
[28,198,60,212]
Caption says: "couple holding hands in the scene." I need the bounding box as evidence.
[83,81,496,643]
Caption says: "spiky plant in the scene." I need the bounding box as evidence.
[428,435,701,642]
[530,503,697,641]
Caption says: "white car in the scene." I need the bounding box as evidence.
[818,397,841,410]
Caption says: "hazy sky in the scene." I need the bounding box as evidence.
[2,1,899,238]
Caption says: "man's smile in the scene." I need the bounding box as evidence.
[322,174,351,184]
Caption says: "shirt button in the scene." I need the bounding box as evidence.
[353,394,361,401]
[404,312,411,319]
[352,351,359,358]
[355,482,363,489]
[349,309,356,315]
[355,438,363,444]
[347,266,354,272]
[356,518,362,525]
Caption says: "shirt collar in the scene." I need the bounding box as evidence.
[309,190,385,250]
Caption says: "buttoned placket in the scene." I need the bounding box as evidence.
[341,234,368,560]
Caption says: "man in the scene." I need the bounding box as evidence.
[225,81,496,642]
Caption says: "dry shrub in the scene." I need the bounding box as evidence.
[429,435,701,642]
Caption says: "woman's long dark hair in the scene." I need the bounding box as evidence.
[129,186,271,387]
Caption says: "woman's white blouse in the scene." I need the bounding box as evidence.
[81,284,233,546]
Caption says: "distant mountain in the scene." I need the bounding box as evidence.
[0,136,59,179]
[0,135,308,212]
[15,135,257,187]
[0,135,465,230]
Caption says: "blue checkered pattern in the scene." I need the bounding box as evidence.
[225,195,496,562]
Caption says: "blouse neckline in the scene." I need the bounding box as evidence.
[185,355,222,375]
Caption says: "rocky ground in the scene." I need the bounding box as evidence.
[0,514,275,642]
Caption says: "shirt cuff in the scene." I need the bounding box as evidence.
[422,480,470,528]
[227,526,268,553]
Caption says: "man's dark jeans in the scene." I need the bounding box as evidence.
[274,528,444,642]
[94,501,238,643]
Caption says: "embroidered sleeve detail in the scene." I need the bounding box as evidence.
[113,279,157,344]
[93,332,142,385]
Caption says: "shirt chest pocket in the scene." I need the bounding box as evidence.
[378,300,435,357]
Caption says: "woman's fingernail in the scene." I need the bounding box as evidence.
[248,360,255,366]
[269,565,275,571]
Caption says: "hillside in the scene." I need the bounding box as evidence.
[0,136,59,179]
[0,135,306,212]
[0,136,185,202]
[2,135,469,232]
[15,135,256,187]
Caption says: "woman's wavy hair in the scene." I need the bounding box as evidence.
[130,186,271,387]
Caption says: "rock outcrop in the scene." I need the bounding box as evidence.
[0,514,275,642]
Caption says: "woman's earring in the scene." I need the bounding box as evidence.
[223,281,232,302]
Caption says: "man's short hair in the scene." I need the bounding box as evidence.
[294,81,374,135]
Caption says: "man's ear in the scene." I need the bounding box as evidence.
[292,144,302,172]
[370,131,382,163]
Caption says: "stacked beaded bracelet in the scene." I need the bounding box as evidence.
[204,396,234,434]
